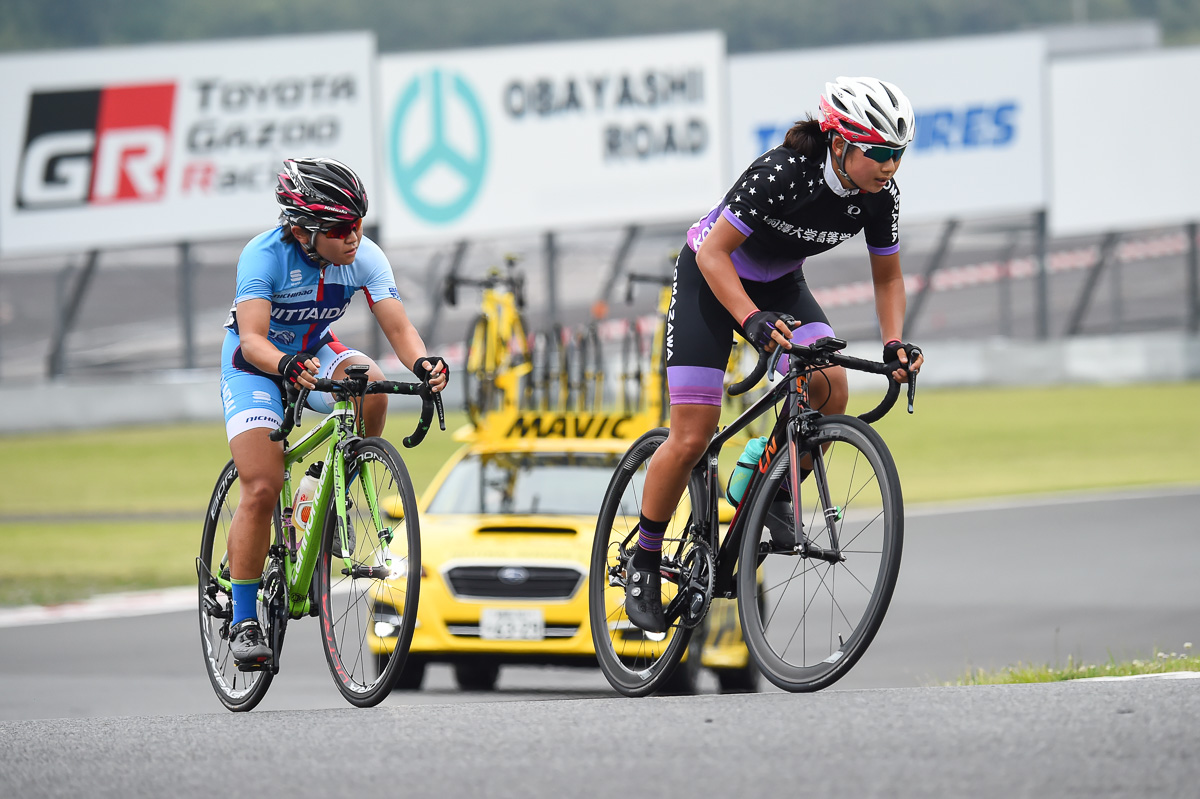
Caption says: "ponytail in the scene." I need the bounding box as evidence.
[782,116,826,159]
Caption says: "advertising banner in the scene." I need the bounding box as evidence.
[377,32,727,245]
[0,33,376,257]
[728,33,1047,222]
[1050,46,1200,236]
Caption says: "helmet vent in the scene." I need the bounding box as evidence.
[881,84,898,107]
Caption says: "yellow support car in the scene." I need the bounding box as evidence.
[369,408,759,693]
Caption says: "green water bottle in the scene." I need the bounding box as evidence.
[725,436,768,506]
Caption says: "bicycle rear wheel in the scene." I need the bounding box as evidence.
[314,438,421,707]
[736,415,902,691]
[589,428,701,696]
[197,460,274,712]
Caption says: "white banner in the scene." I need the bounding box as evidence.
[377,32,727,245]
[728,33,1047,222]
[0,33,377,257]
[1050,46,1200,236]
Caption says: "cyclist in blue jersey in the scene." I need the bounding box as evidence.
[220,157,448,666]
[624,77,926,632]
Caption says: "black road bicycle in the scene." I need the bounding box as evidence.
[589,334,920,695]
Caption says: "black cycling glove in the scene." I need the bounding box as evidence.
[883,340,921,368]
[278,353,314,387]
[741,310,788,350]
[412,356,448,383]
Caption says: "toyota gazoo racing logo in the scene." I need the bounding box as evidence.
[17,83,176,210]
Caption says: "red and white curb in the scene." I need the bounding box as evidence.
[0,587,196,629]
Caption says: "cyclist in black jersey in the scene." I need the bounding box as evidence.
[625,77,926,632]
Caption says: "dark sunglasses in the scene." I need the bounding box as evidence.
[322,218,362,239]
[851,142,905,163]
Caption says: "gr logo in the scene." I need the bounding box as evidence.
[389,69,488,224]
[18,84,176,209]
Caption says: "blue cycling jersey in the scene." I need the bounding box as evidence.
[223,227,400,368]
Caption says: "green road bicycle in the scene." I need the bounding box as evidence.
[590,334,919,695]
[198,364,444,712]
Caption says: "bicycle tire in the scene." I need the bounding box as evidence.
[314,438,421,707]
[463,314,491,425]
[736,414,903,692]
[197,459,275,712]
[589,428,701,697]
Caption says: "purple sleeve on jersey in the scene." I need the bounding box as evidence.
[867,242,900,256]
[721,206,754,237]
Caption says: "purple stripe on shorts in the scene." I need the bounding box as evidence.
[867,242,900,256]
[776,322,838,377]
[721,206,754,237]
[667,365,724,407]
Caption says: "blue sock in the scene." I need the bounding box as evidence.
[230,579,260,626]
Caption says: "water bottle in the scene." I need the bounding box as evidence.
[725,437,767,506]
[292,461,324,544]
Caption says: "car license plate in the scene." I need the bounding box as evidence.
[479,608,545,640]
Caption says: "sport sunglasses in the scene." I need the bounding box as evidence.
[851,142,905,163]
[321,218,363,239]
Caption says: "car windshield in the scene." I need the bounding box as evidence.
[427,451,641,516]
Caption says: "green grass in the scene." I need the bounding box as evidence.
[1,383,1198,606]
[952,646,1200,685]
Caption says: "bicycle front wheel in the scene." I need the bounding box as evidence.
[589,428,701,696]
[463,314,491,424]
[736,415,903,692]
[197,459,274,712]
[314,438,421,707]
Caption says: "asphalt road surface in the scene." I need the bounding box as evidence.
[1,489,1197,797]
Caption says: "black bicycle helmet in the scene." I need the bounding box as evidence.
[275,157,368,231]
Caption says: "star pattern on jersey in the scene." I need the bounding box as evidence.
[788,157,795,164]
[790,182,795,188]
[752,174,760,181]
[774,164,782,172]
[799,155,807,162]
[762,155,773,163]
[778,194,784,201]
[748,187,756,195]
[808,180,814,187]
[733,209,743,217]
[734,194,742,202]
[749,209,758,216]
[768,175,776,183]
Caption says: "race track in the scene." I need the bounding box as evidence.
[1,489,1197,797]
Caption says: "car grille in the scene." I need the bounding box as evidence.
[444,565,584,600]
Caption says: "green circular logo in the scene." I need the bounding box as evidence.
[389,69,488,224]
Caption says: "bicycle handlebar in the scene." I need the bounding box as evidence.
[727,337,921,424]
[270,372,446,448]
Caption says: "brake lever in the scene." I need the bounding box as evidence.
[905,345,922,413]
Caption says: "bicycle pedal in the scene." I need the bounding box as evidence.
[236,658,272,673]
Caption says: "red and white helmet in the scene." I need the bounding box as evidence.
[819,77,915,148]
[275,157,368,231]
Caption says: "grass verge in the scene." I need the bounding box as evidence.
[1,383,1198,606]
[952,645,1199,684]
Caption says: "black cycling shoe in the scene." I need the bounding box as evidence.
[624,555,668,633]
[230,619,272,670]
[766,499,801,551]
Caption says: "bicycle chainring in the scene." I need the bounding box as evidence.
[677,539,715,630]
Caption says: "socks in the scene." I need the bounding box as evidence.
[230,578,261,626]
[632,515,669,569]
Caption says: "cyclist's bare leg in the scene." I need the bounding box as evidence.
[227,428,286,581]
[330,354,389,437]
[641,403,722,522]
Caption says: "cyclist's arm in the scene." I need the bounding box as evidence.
[868,251,923,379]
[236,298,319,387]
[371,297,448,391]
[695,217,793,350]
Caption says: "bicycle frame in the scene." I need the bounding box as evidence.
[207,398,389,619]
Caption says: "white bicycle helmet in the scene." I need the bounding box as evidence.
[819,76,915,148]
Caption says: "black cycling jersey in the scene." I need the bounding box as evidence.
[685,145,900,282]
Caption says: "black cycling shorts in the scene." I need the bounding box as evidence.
[666,245,835,407]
